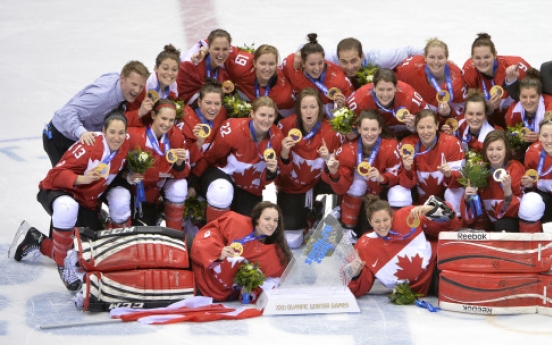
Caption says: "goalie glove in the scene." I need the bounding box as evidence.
[423,195,454,221]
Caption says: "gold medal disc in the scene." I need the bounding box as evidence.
[519,127,531,140]
[493,168,507,182]
[327,87,341,100]
[263,148,276,161]
[230,242,244,256]
[436,90,451,103]
[147,90,159,103]
[406,215,421,228]
[445,118,459,132]
[400,144,415,158]
[396,108,410,123]
[165,149,178,164]
[490,85,504,98]
[357,161,371,176]
[222,80,235,93]
[525,169,539,182]
[96,163,109,178]
[198,124,211,138]
[288,128,302,143]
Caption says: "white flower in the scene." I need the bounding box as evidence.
[139,152,150,162]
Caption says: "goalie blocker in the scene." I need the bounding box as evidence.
[74,226,190,271]
[77,269,195,312]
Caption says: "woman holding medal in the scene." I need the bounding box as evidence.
[125,44,181,127]
[322,110,401,239]
[505,68,552,144]
[126,99,190,231]
[223,44,296,118]
[281,33,353,117]
[462,33,531,128]
[178,79,227,168]
[396,38,467,126]
[177,29,236,105]
[193,96,284,223]
[390,109,465,214]
[462,130,523,232]
[13,110,130,290]
[519,117,552,233]
[346,194,443,297]
[346,68,428,140]
[450,89,502,153]
[276,88,343,248]
[191,201,292,301]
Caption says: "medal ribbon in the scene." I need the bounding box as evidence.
[377,227,416,242]
[254,76,275,98]
[249,119,272,160]
[195,108,214,128]
[304,70,329,97]
[414,135,438,157]
[370,89,405,118]
[233,230,266,245]
[425,65,454,102]
[522,112,536,132]
[155,81,170,99]
[205,55,220,80]
[537,149,552,176]
[357,137,381,167]
[479,60,498,101]
[301,121,321,141]
[146,126,171,157]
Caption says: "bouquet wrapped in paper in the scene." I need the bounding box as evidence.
[224,94,252,118]
[126,148,154,213]
[233,261,266,304]
[457,150,490,189]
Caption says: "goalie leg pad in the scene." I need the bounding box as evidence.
[80,269,195,312]
[74,226,189,271]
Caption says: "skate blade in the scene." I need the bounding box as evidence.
[8,220,32,259]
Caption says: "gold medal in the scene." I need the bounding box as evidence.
[198,124,211,138]
[436,90,451,103]
[165,149,178,164]
[230,242,244,256]
[519,127,531,140]
[525,169,539,182]
[406,215,420,228]
[400,144,415,158]
[263,148,276,160]
[222,80,235,93]
[493,168,507,182]
[490,85,504,98]
[288,128,302,143]
[396,108,410,123]
[357,161,371,176]
[327,87,341,100]
[95,163,109,178]
[445,118,459,132]
[147,90,159,103]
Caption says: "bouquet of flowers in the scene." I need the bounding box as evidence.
[126,148,154,173]
[506,122,530,151]
[388,281,423,305]
[168,96,186,120]
[457,150,491,189]
[224,94,252,118]
[183,195,207,225]
[330,107,356,134]
[354,64,378,86]
[234,261,266,304]
[237,43,256,53]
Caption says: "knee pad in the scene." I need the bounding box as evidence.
[444,187,464,217]
[164,178,188,203]
[206,179,234,209]
[52,195,79,229]
[106,186,131,224]
[519,192,545,221]
[387,185,412,208]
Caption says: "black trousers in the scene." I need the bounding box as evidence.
[42,121,76,167]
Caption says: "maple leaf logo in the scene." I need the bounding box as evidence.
[417,173,443,196]
[236,167,261,188]
[394,253,424,281]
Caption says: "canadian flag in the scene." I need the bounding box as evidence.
[110,296,263,325]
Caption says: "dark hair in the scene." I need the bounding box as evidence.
[482,130,512,164]
[465,88,489,114]
[207,29,232,45]
[363,194,392,223]
[295,88,324,127]
[415,109,439,127]
[103,109,127,131]
[155,44,181,67]
[250,201,292,266]
[519,67,542,95]
[153,98,177,113]
[471,33,497,56]
[373,68,397,87]
[424,38,449,59]
[254,44,279,64]
[357,110,392,138]
[199,78,223,102]
[336,37,362,58]
[300,33,325,61]
[121,60,150,78]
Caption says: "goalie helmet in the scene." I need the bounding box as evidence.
[423,196,454,221]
